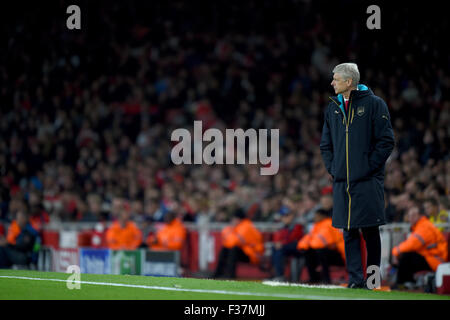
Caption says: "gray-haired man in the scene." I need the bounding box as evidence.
[320,63,395,288]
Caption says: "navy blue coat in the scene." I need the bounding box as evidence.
[320,84,395,229]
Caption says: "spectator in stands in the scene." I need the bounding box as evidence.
[270,207,304,281]
[110,197,126,221]
[81,193,103,222]
[0,2,449,284]
[424,198,449,232]
[391,201,448,287]
[146,211,186,251]
[105,202,143,250]
[213,209,264,279]
[297,209,345,284]
[0,5,446,228]
[319,192,334,217]
[0,206,41,268]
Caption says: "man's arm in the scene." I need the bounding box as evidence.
[309,231,329,250]
[297,234,311,251]
[368,98,395,173]
[130,225,143,249]
[319,107,334,177]
[392,232,426,257]
[106,226,120,249]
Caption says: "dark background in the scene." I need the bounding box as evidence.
[0,0,448,226]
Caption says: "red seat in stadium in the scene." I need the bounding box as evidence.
[445,232,450,262]
[78,230,93,247]
[41,230,60,249]
[180,229,195,276]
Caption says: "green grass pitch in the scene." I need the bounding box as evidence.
[0,269,449,300]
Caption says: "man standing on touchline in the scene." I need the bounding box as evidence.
[320,63,395,288]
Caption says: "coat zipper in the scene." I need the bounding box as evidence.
[329,97,352,229]
[346,99,352,229]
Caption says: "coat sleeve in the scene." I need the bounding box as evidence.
[6,222,20,245]
[222,226,240,248]
[392,232,426,256]
[368,98,395,173]
[106,225,119,249]
[297,234,311,250]
[309,231,329,249]
[129,225,143,249]
[320,106,334,176]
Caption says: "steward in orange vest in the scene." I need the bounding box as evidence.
[392,204,448,285]
[147,212,187,251]
[297,209,345,284]
[213,209,264,279]
[106,203,143,250]
[0,209,41,268]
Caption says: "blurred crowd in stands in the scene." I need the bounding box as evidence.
[0,0,449,234]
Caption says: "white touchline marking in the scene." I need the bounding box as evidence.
[262,280,345,289]
[0,275,376,300]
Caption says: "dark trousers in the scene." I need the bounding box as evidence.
[0,246,29,268]
[213,246,250,278]
[396,252,432,284]
[304,248,345,284]
[343,226,381,285]
[272,241,302,277]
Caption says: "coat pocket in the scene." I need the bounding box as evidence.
[350,151,371,182]
[332,157,347,182]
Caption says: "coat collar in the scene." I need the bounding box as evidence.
[330,84,373,104]
[411,216,428,231]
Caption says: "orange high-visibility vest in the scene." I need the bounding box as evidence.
[106,221,143,250]
[7,221,21,245]
[392,216,448,271]
[149,218,187,251]
[297,217,346,261]
[221,219,264,264]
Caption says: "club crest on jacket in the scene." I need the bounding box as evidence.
[357,106,365,116]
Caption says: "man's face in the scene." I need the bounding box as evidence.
[231,217,241,227]
[164,212,176,223]
[112,198,123,214]
[145,201,158,215]
[424,202,437,216]
[17,211,28,228]
[281,213,294,224]
[132,201,143,214]
[313,212,325,223]
[119,209,130,224]
[331,73,352,95]
[407,207,421,225]
[320,195,333,210]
